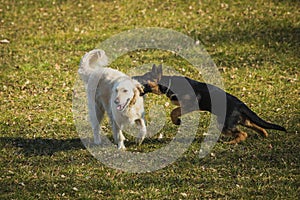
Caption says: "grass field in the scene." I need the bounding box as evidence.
[1,0,299,199]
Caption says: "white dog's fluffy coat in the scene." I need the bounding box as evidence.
[78,49,146,149]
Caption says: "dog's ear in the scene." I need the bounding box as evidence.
[156,64,163,82]
[136,84,144,94]
[132,80,144,99]
[130,86,142,106]
[152,64,157,74]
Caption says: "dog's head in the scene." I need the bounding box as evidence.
[133,64,163,95]
[112,78,144,112]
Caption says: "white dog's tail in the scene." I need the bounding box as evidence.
[78,49,108,83]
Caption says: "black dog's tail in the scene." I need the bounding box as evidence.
[241,104,287,132]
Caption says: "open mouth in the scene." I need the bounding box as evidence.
[116,98,130,111]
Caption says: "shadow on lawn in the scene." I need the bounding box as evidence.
[197,26,299,59]
[0,137,85,156]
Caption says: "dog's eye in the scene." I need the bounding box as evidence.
[123,89,128,93]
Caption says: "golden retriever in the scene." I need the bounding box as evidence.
[78,49,146,149]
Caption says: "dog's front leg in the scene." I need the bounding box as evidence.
[92,122,101,145]
[170,106,195,125]
[135,119,147,145]
[112,121,126,150]
[171,107,182,125]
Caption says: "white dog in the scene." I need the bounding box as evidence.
[78,49,146,149]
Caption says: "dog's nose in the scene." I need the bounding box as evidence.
[114,98,120,104]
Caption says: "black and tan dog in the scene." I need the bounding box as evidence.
[133,64,286,144]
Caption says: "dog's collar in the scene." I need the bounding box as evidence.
[165,78,172,94]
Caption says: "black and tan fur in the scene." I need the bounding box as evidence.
[133,64,286,144]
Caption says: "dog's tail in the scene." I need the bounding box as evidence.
[241,104,286,132]
[78,49,108,83]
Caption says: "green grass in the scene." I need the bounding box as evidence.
[1,0,299,199]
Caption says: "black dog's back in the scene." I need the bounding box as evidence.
[184,77,286,132]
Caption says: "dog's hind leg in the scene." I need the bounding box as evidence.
[112,121,126,150]
[135,119,147,145]
[88,102,104,145]
[87,85,104,145]
[243,119,268,137]
[223,128,248,144]
[95,105,105,144]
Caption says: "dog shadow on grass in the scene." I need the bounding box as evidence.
[0,137,85,156]
[0,136,173,157]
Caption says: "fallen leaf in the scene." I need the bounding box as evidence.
[0,39,10,44]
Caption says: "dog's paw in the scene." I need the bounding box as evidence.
[223,140,238,145]
[172,118,181,125]
[117,142,126,150]
[136,136,145,146]
[118,146,126,151]
[157,133,163,140]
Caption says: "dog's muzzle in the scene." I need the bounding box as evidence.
[114,98,130,111]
